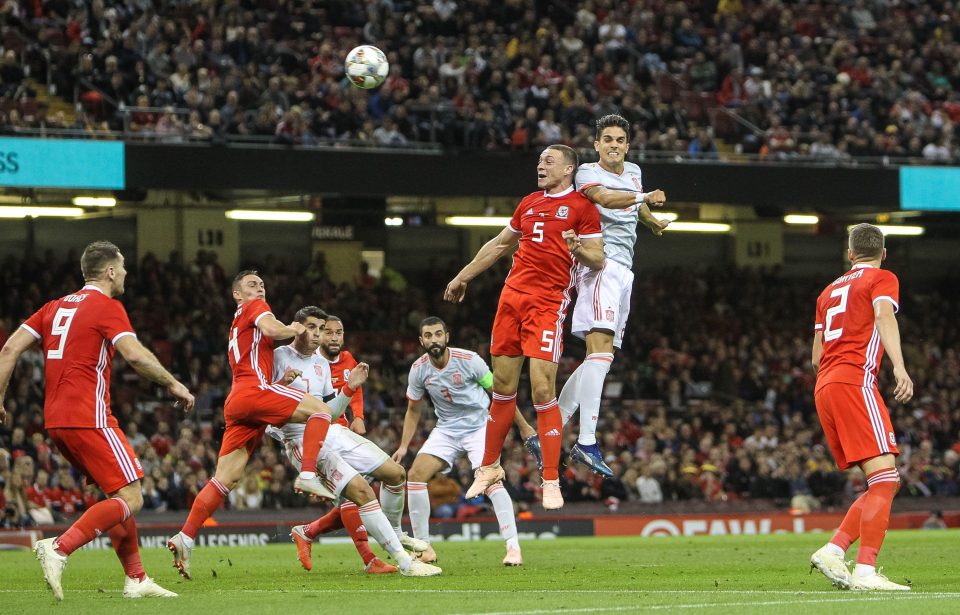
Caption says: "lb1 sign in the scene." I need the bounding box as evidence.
[0,137,124,189]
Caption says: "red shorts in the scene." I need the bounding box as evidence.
[491,286,569,363]
[815,382,899,470]
[221,384,305,457]
[48,427,143,494]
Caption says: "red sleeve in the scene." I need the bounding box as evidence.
[575,196,602,238]
[814,293,825,332]
[21,303,50,340]
[96,300,137,345]
[246,298,274,327]
[871,271,900,313]
[343,352,364,419]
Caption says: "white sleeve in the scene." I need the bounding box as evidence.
[575,163,603,193]
[469,352,491,383]
[406,363,425,401]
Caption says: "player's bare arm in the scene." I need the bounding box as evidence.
[346,362,370,389]
[874,300,913,403]
[392,399,423,462]
[0,328,39,422]
[257,315,306,340]
[638,203,671,236]
[444,225,521,303]
[582,185,667,211]
[278,367,302,385]
[115,336,196,410]
[562,231,605,270]
[811,331,823,373]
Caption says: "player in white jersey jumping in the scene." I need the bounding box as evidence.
[392,317,524,566]
[533,115,668,477]
[268,306,441,577]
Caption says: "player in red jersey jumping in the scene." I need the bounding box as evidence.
[167,270,339,579]
[809,223,914,591]
[444,145,605,509]
[0,241,195,601]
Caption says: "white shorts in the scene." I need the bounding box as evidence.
[418,426,486,472]
[286,424,390,497]
[571,259,634,349]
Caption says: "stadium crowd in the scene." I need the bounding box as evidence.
[0,0,958,161]
[1,249,958,527]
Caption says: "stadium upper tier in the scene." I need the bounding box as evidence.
[0,0,957,165]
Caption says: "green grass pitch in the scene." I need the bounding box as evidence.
[2,530,958,614]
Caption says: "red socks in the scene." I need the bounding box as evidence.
[108,515,146,581]
[182,478,229,539]
[56,497,130,555]
[829,468,899,566]
[303,503,375,565]
[305,506,344,539]
[482,392,516,466]
[856,468,900,566]
[339,501,376,565]
[535,398,563,481]
[299,413,332,473]
[829,492,865,552]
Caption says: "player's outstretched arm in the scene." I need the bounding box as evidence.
[874,301,913,403]
[115,336,196,411]
[444,226,520,302]
[392,399,423,462]
[583,186,667,210]
[0,328,37,422]
[257,315,306,340]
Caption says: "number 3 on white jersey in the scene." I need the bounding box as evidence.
[824,285,849,341]
[531,221,544,243]
[47,307,77,359]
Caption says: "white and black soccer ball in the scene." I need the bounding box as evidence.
[344,45,389,90]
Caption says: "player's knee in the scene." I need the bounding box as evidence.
[348,478,376,506]
[408,465,429,483]
[382,462,406,486]
[530,382,555,404]
[121,488,144,514]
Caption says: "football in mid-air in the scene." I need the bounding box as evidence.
[345,45,389,89]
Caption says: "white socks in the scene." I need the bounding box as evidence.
[299,471,317,480]
[380,482,406,533]
[558,363,582,425]
[407,481,430,541]
[358,500,412,570]
[576,353,613,446]
[854,563,876,577]
[486,483,520,551]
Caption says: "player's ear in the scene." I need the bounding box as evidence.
[880,248,887,262]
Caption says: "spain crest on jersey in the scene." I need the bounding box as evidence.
[452,372,463,386]
[314,364,325,377]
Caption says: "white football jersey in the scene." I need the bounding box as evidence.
[575,161,643,269]
[406,348,490,438]
[271,344,336,441]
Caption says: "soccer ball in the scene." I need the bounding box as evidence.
[345,45,389,90]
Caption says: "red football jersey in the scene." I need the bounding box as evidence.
[327,350,364,426]
[21,285,135,429]
[227,298,276,388]
[814,264,900,392]
[505,186,602,297]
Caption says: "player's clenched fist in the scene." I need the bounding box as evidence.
[643,189,666,206]
[561,229,582,254]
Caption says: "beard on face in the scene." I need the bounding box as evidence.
[427,342,446,358]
